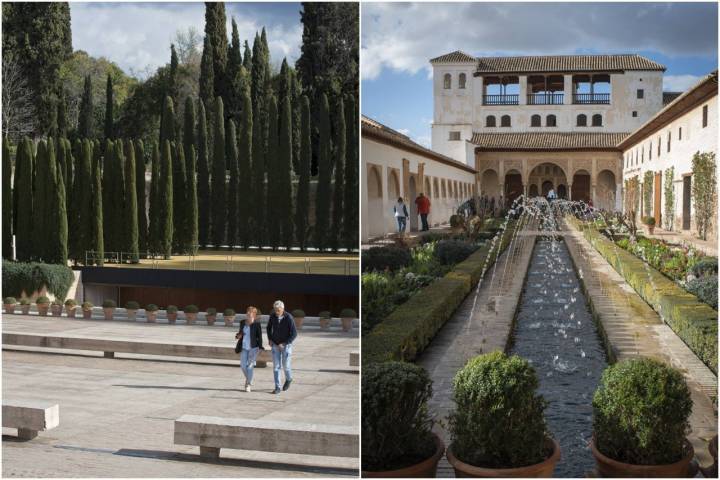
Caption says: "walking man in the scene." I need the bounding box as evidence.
[267,300,297,394]
[393,197,409,233]
[415,193,431,231]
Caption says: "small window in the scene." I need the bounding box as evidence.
[641,147,644,163]
[592,114,602,127]
[458,73,466,89]
[530,114,541,127]
[449,131,461,141]
[576,114,587,127]
[637,89,644,99]
[702,105,708,127]
[632,111,638,117]
[443,73,451,89]
[500,115,511,127]
[667,131,671,152]
[678,127,682,140]
[546,114,557,127]
[649,142,652,160]
[657,136,661,157]
[486,115,496,127]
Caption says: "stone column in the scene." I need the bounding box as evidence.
[615,183,623,211]
[592,184,597,206]
[402,158,410,199]
[568,184,573,201]
[418,162,425,194]
[563,74,573,105]
[519,75,528,105]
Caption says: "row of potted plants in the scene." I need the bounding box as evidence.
[3,297,357,331]
[363,353,701,478]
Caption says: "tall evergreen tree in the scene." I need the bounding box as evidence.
[2,137,13,259]
[173,143,188,252]
[78,75,94,138]
[102,140,114,251]
[183,97,196,169]
[226,119,239,248]
[56,137,68,205]
[72,139,93,264]
[330,97,345,251]
[57,91,68,138]
[34,140,50,260]
[199,36,215,110]
[159,96,175,152]
[290,69,302,173]
[266,95,280,250]
[104,74,114,139]
[279,90,294,249]
[205,2,228,103]
[169,44,179,106]
[250,32,267,126]
[226,18,243,123]
[343,94,358,251]
[315,93,332,251]
[243,40,252,72]
[250,95,267,245]
[149,142,161,254]
[91,140,104,265]
[210,97,226,248]
[159,140,174,258]
[186,144,199,252]
[14,137,34,261]
[135,140,147,253]
[237,88,253,250]
[295,96,311,251]
[196,99,211,247]
[124,139,139,262]
[36,140,67,264]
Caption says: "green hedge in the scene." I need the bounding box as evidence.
[2,261,75,300]
[578,222,717,374]
[363,222,515,364]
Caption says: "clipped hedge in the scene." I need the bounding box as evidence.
[2,261,75,300]
[363,222,515,364]
[578,222,717,374]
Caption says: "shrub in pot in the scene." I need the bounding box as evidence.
[291,309,305,329]
[446,351,559,477]
[51,300,63,316]
[205,307,217,325]
[64,299,77,317]
[36,296,51,316]
[318,311,332,329]
[102,299,116,320]
[223,308,235,327]
[145,303,159,323]
[591,357,693,477]
[81,301,93,319]
[643,216,656,234]
[4,297,17,314]
[362,361,443,477]
[125,301,140,321]
[166,305,178,324]
[19,298,31,314]
[184,304,199,324]
[340,308,357,332]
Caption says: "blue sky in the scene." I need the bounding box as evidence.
[362,2,719,147]
[70,2,303,77]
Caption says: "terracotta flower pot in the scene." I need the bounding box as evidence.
[341,317,354,332]
[37,303,50,316]
[4,304,16,314]
[186,313,197,325]
[82,308,92,319]
[167,312,177,324]
[591,438,694,478]
[20,304,31,315]
[295,316,304,329]
[446,438,560,478]
[66,306,77,318]
[126,309,138,321]
[319,317,331,329]
[224,315,235,327]
[103,308,114,320]
[51,304,63,317]
[206,314,217,326]
[146,312,157,323]
[363,432,445,478]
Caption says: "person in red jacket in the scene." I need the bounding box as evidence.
[415,193,431,231]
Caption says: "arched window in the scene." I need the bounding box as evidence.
[459,73,466,89]
[443,73,451,89]
[546,114,557,127]
[486,115,496,127]
[577,114,587,127]
[500,115,511,127]
[592,114,602,126]
[530,114,541,127]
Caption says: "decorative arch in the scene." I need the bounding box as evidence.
[596,169,617,211]
[500,115,511,127]
[388,169,401,202]
[481,168,500,200]
[592,114,603,126]
[577,114,587,127]
[433,177,440,199]
[486,115,496,127]
[546,114,557,127]
[531,114,541,127]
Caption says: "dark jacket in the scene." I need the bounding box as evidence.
[237,320,264,350]
[266,311,297,345]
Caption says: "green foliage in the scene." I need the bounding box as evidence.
[250,70,267,245]
[125,301,140,310]
[340,308,357,318]
[449,214,464,228]
[435,239,477,265]
[123,139,139,261]
[64,299,76,307]
[223,308,235,316]
[145,303,158,312]
[4,297,17,304]
[362,361,435,471]
[172,142,188,253]
[315,93,332,250]
[149,142,160,253]
[102,299,116,308]
[691,258,718,278]
[205,307,217,316]
[204,3,228,104]
[642,216,655,226]
[362,245,412,272]
[167,305,178,313]
[686,275,718,310]
[210,97,226,247]
[643,170,654,218]
[318,310,331,318]
[37,139,68,264]
[691,151,716,241]
[292,309,305,317]
[186,144,199,253]
[331,97,345,251]
[81,301,93,309]
[104,74,114,139]
[2,261,74,299]
[69,139,93,264]
[278,86,294,249]
[237,89,253,250]
[199,36,215,110]
[593,358,691,465]
[343,94,358,251]
[663,166,675,231]
[14,137,34,261]
[196,100,210,247]
[91,141,104,265]
[3,137,13,259]
[135,140,147,252]
[78,75,94,138]
[184,304,199,313]
[266,95,280,250]
[159,140,174,258]
[226,119,239,248]
[295,95,312,251]
[159,96,175,155]
[449,352,549,468]
[36,296,50,305]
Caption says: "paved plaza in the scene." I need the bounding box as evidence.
[2,315,359,477]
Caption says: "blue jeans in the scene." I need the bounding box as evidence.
[396,216,407,232]
[271,343,293,388]
[240,347,259,385]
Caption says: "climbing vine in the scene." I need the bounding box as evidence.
[663,167,675,231]
[691,151,716,240]
[643,171,654,218]
[623,176,640,239]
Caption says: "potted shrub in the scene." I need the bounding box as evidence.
[591,358,693,477]
[184,305,199,325]
[81,301,93,319]
[450,214,465,234]
[19,298,31,314]
[36,296,51,316]
[166,305,178,324]
[4,297,17,314]
[362,361,444,477]
[51,300,63,317]
[102,299,116,320]
[125,301,140,321]
[223,308,235,327]
[64,299,77,318]
[446,352,560,477]
[643,216,656,234]
[145,304,159,323]
[318,311,332,329]
[340,308,357,332]
[205,307,217,326]
[291,309,305,329]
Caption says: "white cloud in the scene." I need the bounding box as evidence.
[663,74,702,93]
[415,135,431,148]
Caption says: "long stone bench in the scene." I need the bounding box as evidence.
[349,351,359,367]
[2,333,270,367]
[3,400,59,440]
[174,415,358,460]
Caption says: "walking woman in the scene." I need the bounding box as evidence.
[235,306,264,392]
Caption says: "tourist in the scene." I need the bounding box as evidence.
[415,193,431,231]
[266,300,297,394]
[547,188,557,201]
[393,197,409,233]
[235,306,264,392]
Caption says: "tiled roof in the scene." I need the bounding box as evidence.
[430,53,665,73]
[362,116,477,173]
[470,132,630,151]
[663,91,683,106]
[430,50,477,64]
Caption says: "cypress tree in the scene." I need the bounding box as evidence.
[91,141,104,266]
[105,74,114,140]
[315,93,332,251]
[15,137,34,261]
[169,44,179,106]
[62,139,73,205]
[183,97,196,169]
[250,95,266,245]
[68,140,83,264]
[114,141,126,254]
[173,143,187,252]
[78,75,94,138]
[343,94,358,251]
[159,140,174,258]
[197,99,211,247]
[57,91,68,138]
[330,97,345,251]
[159,96,175,153]
[210,97,226,248]
[295,96,311,251]
[41,140,67,264]
[53,141,69,265]
[34,140,50,260]
[124,139,139,262]
[73,140,93,264]
[102,140,114,251]
[3,137,13,259]
[251,32,266,125]
[242,40,252,73]
[135,140,147,253]
[260,28,271,88]
[186,145,199,252]
[237,89,253,250]
[56,138,68,206]
[226,119,239,248]
[290,69,302,174]
[199,36,215,110]
[266,95,279,250]
[149,142,161,254]
[204,2,228,103]
[227,18,243,123]
[279,90,294,250]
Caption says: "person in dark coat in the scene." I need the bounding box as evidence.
[235,306,264,392]
[266,300,297,394]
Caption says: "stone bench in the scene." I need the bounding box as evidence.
[174,415,358,460]
[3,400,59,440]
[2,333,270,367]
[349,351,359,366]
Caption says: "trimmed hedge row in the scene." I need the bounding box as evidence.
[578,222,717,374]
[2,261,75,300]
[363,222,516,364]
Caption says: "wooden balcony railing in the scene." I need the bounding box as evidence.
[572,93,610,104]
[527,93,564,105]
[483,94,519,105]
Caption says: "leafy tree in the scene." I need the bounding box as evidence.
[159,140,174,258]
[199,36,215,111]
[2,137,12,259]
[331,97,345,251]
[278,90,294,249]
[315,93,332,250]
[91,140,104,265]
[266,95,280,250]
[78,75,94,138]
[237,88,253,250]
[210,97,226,248]
[691,151,716,241]
[196,99,210,246]
[14,137,34,261]
[226,119,239,248]
[104,74,114,139]
[295,96,311,251]
[135,140,147,253]
[343,94,358,251]
[124,139,139,262]
[204,2,228,104]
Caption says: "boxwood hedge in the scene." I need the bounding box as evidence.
[2,261,75,300]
